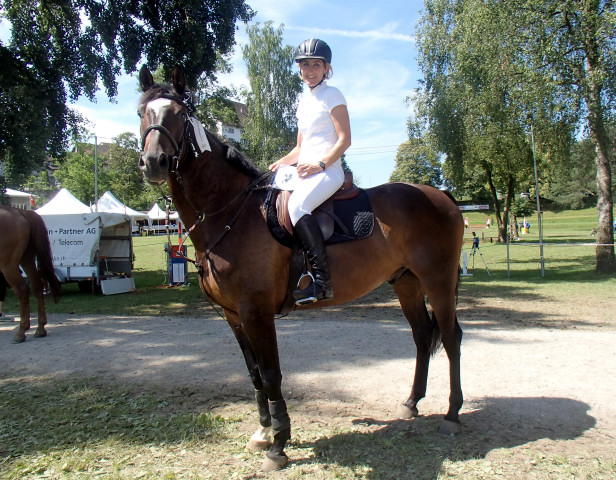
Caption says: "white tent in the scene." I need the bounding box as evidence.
[6,188,33,209]
[147,203,179,220]
[144,203,179,234]
[95,191,148,221]
[35,188,92,215]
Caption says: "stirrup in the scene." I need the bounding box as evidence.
[294,272,318,305]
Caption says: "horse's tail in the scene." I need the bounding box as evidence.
[428,267,461,357]
[429,311,443,356]
[25,210,61,303]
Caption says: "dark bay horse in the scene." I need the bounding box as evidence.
[0,205,60,342]
[138,65,464,471]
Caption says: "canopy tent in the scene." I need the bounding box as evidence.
[95,191,148,221]
[144,203,180,234]
[147,203,179,220]
[6,188,34,209]
[35,188,92,215]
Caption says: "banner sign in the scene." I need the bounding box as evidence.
[42,214,101,266]
[458,204,489,211]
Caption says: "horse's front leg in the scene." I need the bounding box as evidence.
[226,308,290,471]
[225,309,273,452]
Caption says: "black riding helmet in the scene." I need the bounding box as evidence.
[294,38,332,64]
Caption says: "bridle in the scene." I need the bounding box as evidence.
[139,92,273,272]
[140,93,191,174]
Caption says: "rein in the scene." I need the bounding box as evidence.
[172,170,273,270]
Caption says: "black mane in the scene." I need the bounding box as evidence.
[139,83,265,180]
[223,143,264,179]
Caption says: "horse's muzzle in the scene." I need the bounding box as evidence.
[139,152,170,185]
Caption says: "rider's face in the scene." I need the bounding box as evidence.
[299,59,327,88]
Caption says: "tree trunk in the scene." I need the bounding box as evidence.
[585,33,615,273]
[486,169,513,243]
[594,140,615,273]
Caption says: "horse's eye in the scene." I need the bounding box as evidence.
[137,111,142,118]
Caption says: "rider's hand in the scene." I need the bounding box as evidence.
[297,163,322,178]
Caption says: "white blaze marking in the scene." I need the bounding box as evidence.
[147,98,173,119]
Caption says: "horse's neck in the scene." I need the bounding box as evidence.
[169,148,254,227]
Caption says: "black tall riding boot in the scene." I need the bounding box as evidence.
[293,214,334,303]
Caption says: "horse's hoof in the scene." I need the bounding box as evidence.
[12,334,26,344]
[262,453,288,472]
[246,438,272,453]
[34,329,47,338]
[397,403,419,419]
[438,419,462,436]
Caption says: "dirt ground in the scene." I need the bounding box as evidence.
[1,285,615,473]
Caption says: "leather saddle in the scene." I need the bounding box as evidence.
[274,171,360,241]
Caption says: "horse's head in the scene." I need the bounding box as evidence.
[137,65,190,185]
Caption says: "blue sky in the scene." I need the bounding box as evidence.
[5,0,427,187]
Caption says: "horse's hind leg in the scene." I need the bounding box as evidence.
[2,266,31,343]
[393,270,438,419]
[426,284,463,435]
[21,256,47,338]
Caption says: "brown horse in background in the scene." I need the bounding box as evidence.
[0,205,60,342]
[138,65,464,471]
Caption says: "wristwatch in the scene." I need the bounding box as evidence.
[318,161,326,170]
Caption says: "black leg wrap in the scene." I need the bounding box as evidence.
[268,399,291,434]
[255,390,272,428]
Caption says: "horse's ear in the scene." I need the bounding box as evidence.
[172,65,186,95]
[139,65,154,92]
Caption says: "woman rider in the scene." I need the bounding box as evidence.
[269,38,351,304]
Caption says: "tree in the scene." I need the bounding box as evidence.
[416,0,538,242]
[545,136,598,209]
[0,0,253,193]
[390,121,442,186]
[241,22,303,169]
[415,0,615,261]
[54,142,112,205]
[104,133,145,208]
[510,0,616,273]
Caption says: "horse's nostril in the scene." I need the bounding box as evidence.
[158,152,169,170]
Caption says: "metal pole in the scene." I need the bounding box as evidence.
[530,125,544,277]
[94,135,98,212]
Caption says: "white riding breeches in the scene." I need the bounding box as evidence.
[288,167,345,226]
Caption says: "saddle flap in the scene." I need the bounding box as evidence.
[276,191,334,239]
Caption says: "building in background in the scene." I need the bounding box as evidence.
[216,101,247,144]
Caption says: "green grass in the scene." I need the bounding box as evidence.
[2,207,615,318]
[0,380,233,480]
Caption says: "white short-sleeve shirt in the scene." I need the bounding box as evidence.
[297,81,347,166]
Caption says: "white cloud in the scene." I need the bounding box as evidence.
[288,24,415,43]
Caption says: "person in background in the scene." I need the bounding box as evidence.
[269,38,351,304]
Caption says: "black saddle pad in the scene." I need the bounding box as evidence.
[265,188,374,247]
[327,189,374,245]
